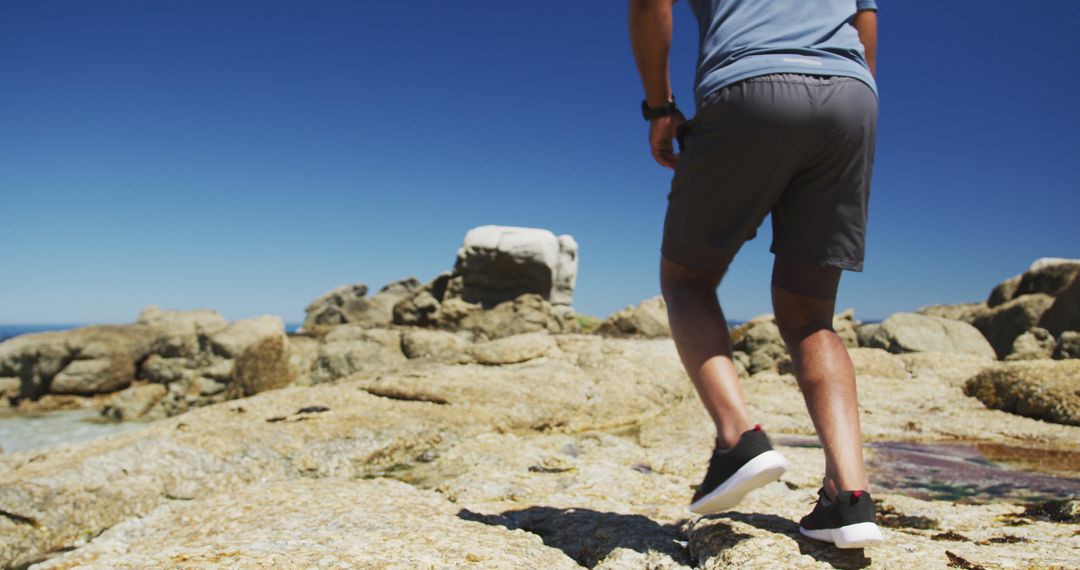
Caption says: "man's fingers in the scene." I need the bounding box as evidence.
[652,140,678,169]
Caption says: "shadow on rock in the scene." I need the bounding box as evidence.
[721,512,872,570]
[458,506,694,568]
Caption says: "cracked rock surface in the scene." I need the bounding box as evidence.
[1,334,1077,569]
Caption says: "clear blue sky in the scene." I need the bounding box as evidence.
[2,1,1078,325]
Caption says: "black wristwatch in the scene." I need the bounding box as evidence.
[641,97,679,121]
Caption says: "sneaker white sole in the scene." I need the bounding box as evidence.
[688,450,790,514]
[799,522,883,549]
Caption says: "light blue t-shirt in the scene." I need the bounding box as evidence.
[687,0,878,108]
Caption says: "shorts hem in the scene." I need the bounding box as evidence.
[660,244,735,275]
[770,246,864,272]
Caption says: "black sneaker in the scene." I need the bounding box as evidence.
[799,488,883,549]
[689,425,790,514]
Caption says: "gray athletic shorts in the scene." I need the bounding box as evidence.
[661,73,878,272]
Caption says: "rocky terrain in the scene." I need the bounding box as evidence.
[0,230,1077,569]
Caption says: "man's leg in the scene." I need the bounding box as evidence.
[770,256,870,499]
[659,254,753,449]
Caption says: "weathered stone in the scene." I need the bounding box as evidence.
[14,393,110,414]
[1014,258,1080,299]
[209,316,292,397]
[732,316,781,352]
[3,332,1080,569]
[101,383,168,421]
[856,322,880,347]
[1056,331,1080,359]
[135,306,228,338]
[0,377,19,399]
[301,282,369,329]
[0,325,156,398]
[988,274,1023,307]
[448,225,578,308]
[33,478,580,570]
[138,354,190,384]
[451,293,576,339]
[898,352,992,387]
[595,296,671,338]
[303,278,422,333]
[833,308,859,348]
[749,344,787,375]
[867,313,996,359]
[730,316,788,374]
[285,335,320,387]
[426,432,693,569]
[313,326,406,384]
[1005,327,1056,361]
[49,358,132,395]
[392,288,443,327]
[0,384,518,569]
[347,338,692,434]
[849,347,909,379]
[402,329,469,360]
[973,293,1056,359]
[1039,276,1080,336]
[964,360,1080,425]
[916,302,990,324]
[136,307,227,359]
[468,332,557,365]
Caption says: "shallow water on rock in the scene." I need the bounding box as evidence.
[0,408,150,454]
[779,436,1080,504]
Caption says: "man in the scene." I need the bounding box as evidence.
[629,0,882,549]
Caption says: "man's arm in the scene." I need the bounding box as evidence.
[852,9,877,76]
[629,0,683,169]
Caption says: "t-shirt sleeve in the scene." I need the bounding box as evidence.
[856,0,878,10]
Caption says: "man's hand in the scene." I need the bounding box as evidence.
[649,111,685,169]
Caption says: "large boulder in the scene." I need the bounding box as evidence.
[866,313,996,359]
[972,294,1056,359]
[209,316,292,398]
[467,332,557,365]
[1012,258,1080,299]
[916,302,990,325]
[302,283,369,328]
[731,315,786,375]
[988,274,1023,308]
[0,308,313,420]
[303,278,422,332]
[387,227,581,337]
[100,383,169,421]
[963,360,1080,425]
[312,325,407,384]
[976,259,1080,357]
[594,296,671,338]
[1005,327,1056,361]
[0,325,157,399]
[1056,331,1080,359]
[401,329,469,360]
[446,225,578,309]
[397,290,578,340]
[1039,275,1080,336]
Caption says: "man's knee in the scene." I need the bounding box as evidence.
[772,284,837,345]
[659,255,726,294]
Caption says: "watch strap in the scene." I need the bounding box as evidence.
[642,97,678,121]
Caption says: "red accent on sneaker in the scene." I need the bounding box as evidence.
[853,490,863,498]
[753,424,762,431]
